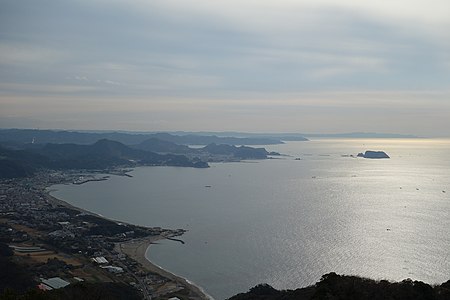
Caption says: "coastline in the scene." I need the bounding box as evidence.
[117,237,213,300]
[45,180,212,300]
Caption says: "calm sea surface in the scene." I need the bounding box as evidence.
[50,139,450,299]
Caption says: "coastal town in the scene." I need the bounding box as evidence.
[0,170,210,300]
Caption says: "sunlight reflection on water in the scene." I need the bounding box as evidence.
[51,139,450,299]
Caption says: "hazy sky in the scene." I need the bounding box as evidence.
[1,0,449,136]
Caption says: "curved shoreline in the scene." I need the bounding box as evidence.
[117,237,213,299]
[46,185,212,300]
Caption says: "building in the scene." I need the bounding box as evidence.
[41,277,70,290]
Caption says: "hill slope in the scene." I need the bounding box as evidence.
[0,139,208,178]
[229,273,450,300]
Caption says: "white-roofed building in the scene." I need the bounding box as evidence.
[92,256,108,264]
[41,277,70,289]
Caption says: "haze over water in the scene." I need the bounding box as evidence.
[51,139,450,299]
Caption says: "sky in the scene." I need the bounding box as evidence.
[1,0,449,136]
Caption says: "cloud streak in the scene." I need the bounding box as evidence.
[0,0,449,135]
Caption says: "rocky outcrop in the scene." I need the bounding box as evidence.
[358,151,390,159]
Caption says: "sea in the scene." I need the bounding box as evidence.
[50,139,450,299]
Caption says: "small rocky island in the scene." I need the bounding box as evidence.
[357,150,390,159]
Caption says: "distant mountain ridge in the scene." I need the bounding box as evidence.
[301,132,420,138]
[0,129,419,148]
[134,139,280,160]
[164,131,418,139]
[146,132,282,145]
[0,129,285,146]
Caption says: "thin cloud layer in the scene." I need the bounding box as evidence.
[0,0,449,136]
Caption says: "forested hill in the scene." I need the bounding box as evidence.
[135,139,280,159]
[0,136,282,179]
[228,273,450,300]
[0,129,287,179]
[0,139,208,178]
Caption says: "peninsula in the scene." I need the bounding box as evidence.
[0,130,281,179]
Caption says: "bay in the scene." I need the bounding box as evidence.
[50,139,450,299]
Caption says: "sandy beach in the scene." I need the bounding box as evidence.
[45,185,212,299]
[117,237,212,300]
